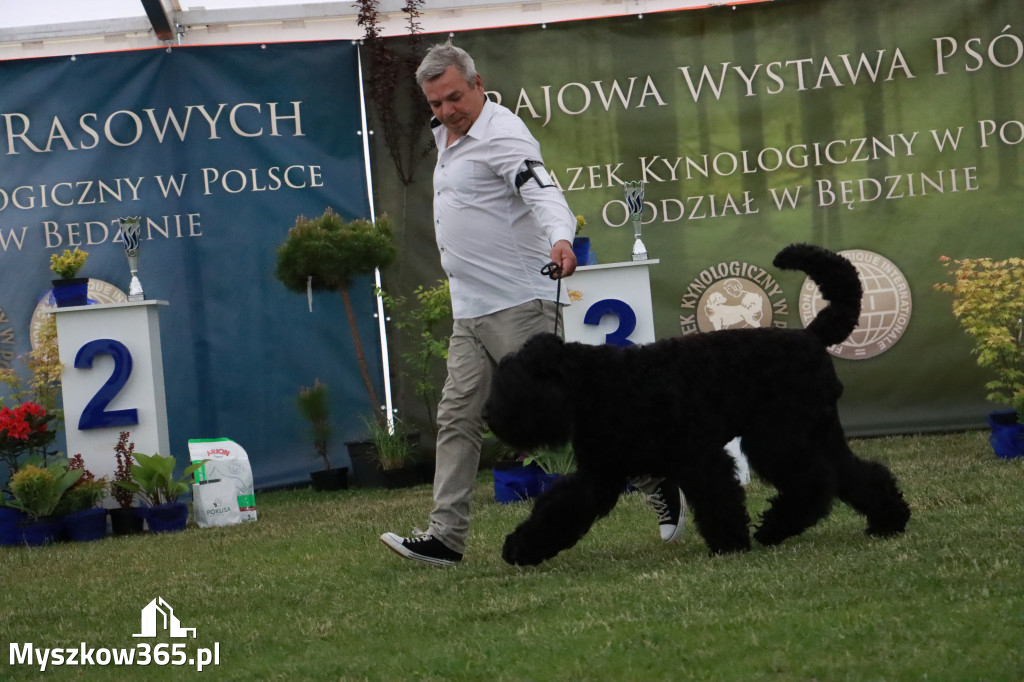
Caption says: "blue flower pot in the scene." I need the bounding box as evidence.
[50,278,89,308]
[19,517,62,546]
[0,506,25,546]
[62,507,108,542]
[988,410,1024,459]
[493,462,562,504]
[142,502,189,533]
[571,237,597,266]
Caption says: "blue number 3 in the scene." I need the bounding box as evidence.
[582,298,637,347]
[74,339,140,429]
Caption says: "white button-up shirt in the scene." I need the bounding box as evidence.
[432,99,576,319]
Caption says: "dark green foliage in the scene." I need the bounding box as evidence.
[297,380,333,469]
[275,208,397,292]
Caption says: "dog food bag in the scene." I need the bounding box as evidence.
[189,438,257,527]
[192,477,242,528]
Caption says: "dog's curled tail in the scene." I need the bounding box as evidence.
[773,243,862,347]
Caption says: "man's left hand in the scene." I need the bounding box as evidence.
[548,240,577,279]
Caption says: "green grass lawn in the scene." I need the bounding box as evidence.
[2,431,1021,681]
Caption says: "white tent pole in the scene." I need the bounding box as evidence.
[356,43,395,432]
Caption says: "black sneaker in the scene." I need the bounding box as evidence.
[380,531,463,566]
[645,481,686,543]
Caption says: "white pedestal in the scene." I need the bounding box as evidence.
[562,260,658,347]
[53,301,170,480]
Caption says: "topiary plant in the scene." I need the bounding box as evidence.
[275,209,397,424]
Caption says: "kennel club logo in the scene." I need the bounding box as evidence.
[680,259,789,334]
[798,248,911,360]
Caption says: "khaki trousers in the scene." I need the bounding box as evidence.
[428,299,560,554]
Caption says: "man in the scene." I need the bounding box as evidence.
[381,43,684,566]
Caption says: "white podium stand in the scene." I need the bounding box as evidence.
[562,260,658,347]
[53,300,170,480]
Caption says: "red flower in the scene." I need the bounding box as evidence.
[0,402,50,442]
[3,418,30,440]
[19,402,46,417]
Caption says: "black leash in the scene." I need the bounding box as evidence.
[541,261,563,334]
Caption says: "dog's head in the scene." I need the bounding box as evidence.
[483,333,574,451]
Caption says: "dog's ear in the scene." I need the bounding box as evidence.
[519,333,573,379]
[522,332,565,358]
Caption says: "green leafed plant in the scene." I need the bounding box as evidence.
[5,458,83,520]
[935,256,1024,423]
[524,444,576,475]
[378,279,452,432]
[113,452,206,507]
[0,314,64,413]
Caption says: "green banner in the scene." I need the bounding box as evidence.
[373,0,1024,435]
[0,42,376,488]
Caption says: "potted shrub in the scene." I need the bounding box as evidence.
[49,247,90,307]
[56,454,109,542]
[113,452,206,533]
[0,334,62,546]
[936,256,1024,457]
[275,209,397,426]
[358,416,421,489]
[109,431,144,535]
[297,380,347,491]
[5,458,83,545]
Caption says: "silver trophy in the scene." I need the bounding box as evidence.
[119,217,145,301]
[624,181,648,261]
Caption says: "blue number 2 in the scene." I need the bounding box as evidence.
[74,339,139,429]
[582,298,637,347]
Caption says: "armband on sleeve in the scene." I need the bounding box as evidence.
[515,160,555,190]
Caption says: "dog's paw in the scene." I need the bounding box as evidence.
[502,530,546,566]
[707,530,753,554]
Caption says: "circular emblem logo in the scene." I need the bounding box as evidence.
[680,261,788,335]
[30,280,127,349]
[798,249,912,360]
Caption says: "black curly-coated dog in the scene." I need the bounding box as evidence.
[484,243,911,566]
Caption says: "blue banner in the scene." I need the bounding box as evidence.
[0,41,377,488]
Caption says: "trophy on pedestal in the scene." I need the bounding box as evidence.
[624,181,648,261]
[119,217,145,301]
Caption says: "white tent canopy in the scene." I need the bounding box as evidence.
[0,0,712,59]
